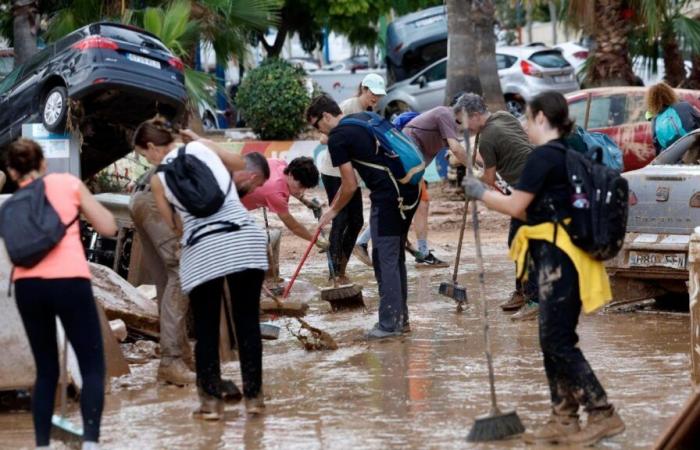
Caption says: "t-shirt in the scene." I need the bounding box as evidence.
[13,173,91,281]
[321,97,372,177]
[478,111,533,185]
[516,139,571,225]
[241,158,289,214]
[403,106,460,164]
[339,96,367,115]
[328,112,419,234]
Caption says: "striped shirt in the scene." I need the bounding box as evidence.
[158,142,268,293]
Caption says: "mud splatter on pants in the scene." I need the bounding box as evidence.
[530,240,611,413]
[322,174,363,276]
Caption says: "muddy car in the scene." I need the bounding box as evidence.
[607,129,700,303]
[0,22,187,179]
[566,87,700,172]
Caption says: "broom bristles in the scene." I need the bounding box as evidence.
[321,283,364,309]
[51,415,83,447]
[466,410,525,442]
[439,282,468,303]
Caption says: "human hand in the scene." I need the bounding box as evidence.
[179,129,200,143]
[315,235,330,251]
[318,208,337,229]
[463,176,487,201]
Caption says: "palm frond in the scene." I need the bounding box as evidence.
[184,67,216,109]
[673,15,700,54]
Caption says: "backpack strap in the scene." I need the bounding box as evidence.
[186,220,244,247]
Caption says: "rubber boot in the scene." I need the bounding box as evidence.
[245,390,265,415]
[220,378,243,403]
[193,388,223,421]
[565,405,625,446]
[523,400,581,445]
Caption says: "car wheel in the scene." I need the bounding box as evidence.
[385,101,412,121]
[505,96,525,118]
[42,86,68,133]
[202,112,216,131]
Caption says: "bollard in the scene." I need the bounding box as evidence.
[688,226,700,386]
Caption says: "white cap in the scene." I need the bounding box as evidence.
[361,73,387,96]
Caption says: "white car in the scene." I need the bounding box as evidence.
[555,41,589,76]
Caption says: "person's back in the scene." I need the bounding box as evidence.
[477,111,533,186]
[403,106,460,164]
[653,101,700,152]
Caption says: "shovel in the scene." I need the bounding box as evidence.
[51,333,83,448]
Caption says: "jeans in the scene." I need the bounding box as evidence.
[15,278,105,445]
[322,174,364,276]
[531,240,610,412]
[189,269,264,399]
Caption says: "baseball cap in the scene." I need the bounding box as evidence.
[362,73,387,96]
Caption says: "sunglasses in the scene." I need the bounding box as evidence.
[455,118,462,125]
[312,116,322,130]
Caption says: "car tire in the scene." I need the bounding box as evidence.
[42,86,68,133]
[505,96,525,118]
[202,112,216,131]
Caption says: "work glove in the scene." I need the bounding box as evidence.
[316,235,330,252]
[462,176,487,201]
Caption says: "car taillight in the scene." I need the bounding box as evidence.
[168,56,184,72]
[573,50,589,59]
[72,36,118,51]
[629,191,638,206]
[690,192,700,207]
[520,60,542,78]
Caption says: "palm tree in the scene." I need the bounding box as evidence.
[13,0,39,65]
[444,0,480,104]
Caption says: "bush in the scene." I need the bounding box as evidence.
[236,59,311,140]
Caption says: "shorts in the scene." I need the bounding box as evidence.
[420,179,430,202]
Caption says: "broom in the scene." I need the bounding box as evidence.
[51,335,83,448]
[463,109,525,442]
[438,196,469,310]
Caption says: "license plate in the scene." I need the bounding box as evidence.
[127,53,160,69]
[628,251,687,269]
[554,75,571,83]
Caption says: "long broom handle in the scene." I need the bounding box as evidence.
[282,226,322,299]
[60,332,68,418]
[452,198,469,283]
[463,108,500,414]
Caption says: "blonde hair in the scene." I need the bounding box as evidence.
[646,82,679,116]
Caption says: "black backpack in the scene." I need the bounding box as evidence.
[0,177,78,267]
[156,146,230,218]
[551,143,629,261]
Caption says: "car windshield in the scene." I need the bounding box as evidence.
[97,25,169,53]
[653,132,700,165]
[529,50,570,68]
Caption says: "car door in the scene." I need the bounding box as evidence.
[7,47,53,134]
[411,59,446,112]
[0,66,23,143]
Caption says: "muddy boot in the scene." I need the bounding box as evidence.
[510,300,539,322]
[500,290,526,311]
[523,405,580,445]
[565,406,625,446]
[220,379,243,403]
[158,359,196,386]
[193,389,224,421]
[245,392,266,415]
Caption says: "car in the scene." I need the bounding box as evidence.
[565,87,700,172]
[0,22,187,178]
[554,41,588,76]
[606,129,700,304]
[378,45,579,119]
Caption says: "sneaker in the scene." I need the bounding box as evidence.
[220,379,243,403]
[510,301,539,322]
[353,244,373,266]
[192,393,223,421]
[245,394,266,415]
[158,359,196,386]
[566,407,625,446]
[414,251,450,269]
[366,324,402,341]
[523,412,581,445]
[500,291,526,311]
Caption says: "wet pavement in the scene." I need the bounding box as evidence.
[0,230,693,449]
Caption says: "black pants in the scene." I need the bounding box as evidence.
[530,240,609,413]
[189,269,264,399]
[321,174,364,276]
[508,218,538,301]
[15,278,105,446]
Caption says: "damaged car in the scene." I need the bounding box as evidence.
[0,22,187,179]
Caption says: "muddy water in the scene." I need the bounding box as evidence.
[0,247,692,449]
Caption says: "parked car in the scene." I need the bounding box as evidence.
[606,129,700,304]
[555,41,588,77]
[0,22,187,178]
[378,45,579,119]
[565,87,700,172]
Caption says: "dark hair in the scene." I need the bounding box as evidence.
[284,156,319,188]
[245,152,270,180]
[528,91,574,136]
[6,138,44,176]
[306,94,342,123]
[132,117,177,148]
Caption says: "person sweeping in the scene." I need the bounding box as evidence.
[462,92,625,446]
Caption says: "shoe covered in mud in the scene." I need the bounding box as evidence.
[523,412,580,445]
[264,281,284,297]
[366,324,402,341]
[510,301,539,322]
[353,244,373,266]
[500,291,526,311]
[245,393,266,415]
[220,379,243,403]
[415,251,449,269]
[565,407,625,446]
[158,359,196,386]
[402,322,411,334]
[193,392,223,421]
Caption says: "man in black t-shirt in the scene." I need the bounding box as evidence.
[307,94,419,340]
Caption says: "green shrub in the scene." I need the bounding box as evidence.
[236,58,311,140]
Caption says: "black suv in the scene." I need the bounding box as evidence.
[0,22,187,178]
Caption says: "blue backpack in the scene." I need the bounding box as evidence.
[392,111,420,131]
[572,126,624,172]
[655,106,688,149]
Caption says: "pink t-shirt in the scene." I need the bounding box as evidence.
[13,173,91,281]
[241,158,290,214]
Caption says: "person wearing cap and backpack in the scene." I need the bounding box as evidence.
[307,94,423,340]
[647,82,700,154]
[133,121,269,419]
[0,139,117,450]
[463,91,626,446]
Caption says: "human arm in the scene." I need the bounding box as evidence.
[463,177,533,222]
[446,138,468,166]
[278,211,314,241]
[180,129,245,173]
[78,183,118,237]
[318,162,358,228]
[480,166,497,187]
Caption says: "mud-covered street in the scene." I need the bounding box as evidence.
[0,188,693,449]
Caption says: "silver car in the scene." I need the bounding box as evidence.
[607,129,700,304]
[378,44,579,118]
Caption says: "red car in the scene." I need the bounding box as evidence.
[566,87,700,171]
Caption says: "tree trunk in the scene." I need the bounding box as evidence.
[662,31,686,87]
[13,0,38,66]
[525,1,533,43]
[260,24,288,58]
[587,0,636,87]
[549,1,557,45]
[473,0,505,111]
[445,0,481,105]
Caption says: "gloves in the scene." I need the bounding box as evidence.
[463,176,487,201]
[316,235,330,252]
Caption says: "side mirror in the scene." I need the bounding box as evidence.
[417,75,427,88]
